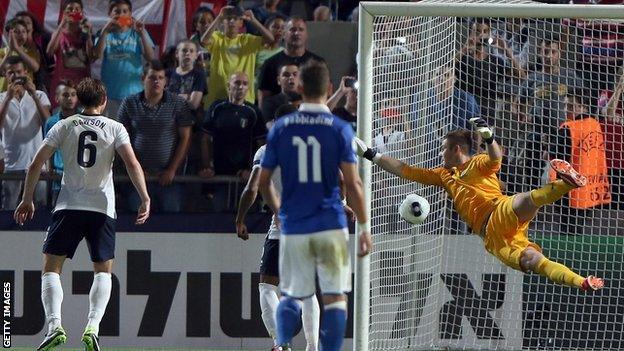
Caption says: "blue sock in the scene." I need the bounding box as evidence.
[320,304,347,351]
[276,298,302,346]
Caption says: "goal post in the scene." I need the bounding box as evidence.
[356,1,624,350]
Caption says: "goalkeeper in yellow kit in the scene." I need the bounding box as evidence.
[355,118,604,291]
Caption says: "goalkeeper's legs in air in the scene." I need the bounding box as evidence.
[512,158,587,223]
[510,159,603,291]
[519,248,604,291]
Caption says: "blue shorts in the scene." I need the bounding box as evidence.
[259,238,279,277]
[43,210,116,262]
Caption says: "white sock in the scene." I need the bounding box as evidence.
[259,283,280,344]
[41,272,63,335]
[86,272,112,335]
[302,295,320,351]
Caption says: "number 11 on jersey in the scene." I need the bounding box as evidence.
[292,136,321,183]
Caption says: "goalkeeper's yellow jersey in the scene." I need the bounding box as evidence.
[400,154,504,235]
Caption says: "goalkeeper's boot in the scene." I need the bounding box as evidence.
[276,344,292,351]
[81,326,101,351]
[550,159,587,188]
[37,326,67,351]
[581,275,604,291]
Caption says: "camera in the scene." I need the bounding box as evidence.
[67,11,83,22]
[12,77,26,85]
[345,78,358,89]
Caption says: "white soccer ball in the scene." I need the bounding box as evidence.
[399,194,430,225]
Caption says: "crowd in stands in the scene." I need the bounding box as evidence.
[0,0,361,213]
[0,0,623,222]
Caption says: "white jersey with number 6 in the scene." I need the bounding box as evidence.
[43,114,130,218]
[253,145,281,239]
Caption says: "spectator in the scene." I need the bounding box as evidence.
[456,21,523,120]
[492,18,530,69]
[0,19,42,91]
[200,4,274,107]
[328,75,357,131]
[189,7,216,44]
[261,63,299,123]
[255,15,286,86]
[495,90,535,194]
[257,17,324,106]
[521,35,585,187]
[166,40,207,112]
[313,6,332,22]
[119,60,194,213]
[0,56,50,210]
[44,80,79,201]
[200,72,266,211]
[93,0,156,119]
[46,0,94,98]
[373,102,411,159]
[429,66,480,131]
[14,10,52,88]
[188,6,215,82]
[599,65,624,208]
[349,7,359,24]
[245,0,286,36]
[551,90,610,233]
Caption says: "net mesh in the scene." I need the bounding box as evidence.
[366,1,624,350]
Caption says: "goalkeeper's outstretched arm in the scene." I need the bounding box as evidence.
[353,137,443,186]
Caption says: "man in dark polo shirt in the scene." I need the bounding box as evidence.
[261,63,300,123]
[257,17,324,107]
[200,72,266,211]
[119,59,194,213]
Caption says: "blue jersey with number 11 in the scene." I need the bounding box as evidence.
[261,107,357,235]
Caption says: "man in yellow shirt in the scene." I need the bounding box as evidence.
[354,118,604,291]
[200,4,274,107]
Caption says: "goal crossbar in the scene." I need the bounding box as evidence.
[360,2,624,19]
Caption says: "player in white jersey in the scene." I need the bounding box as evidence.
[236,104,321,351]
[14,78,150,351]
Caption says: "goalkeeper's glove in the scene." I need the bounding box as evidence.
[469,117,494,144]
[354,137,382,163]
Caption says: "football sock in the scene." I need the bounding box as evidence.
[86,272,112,335]
[41,272,63,334]
[530,180,574,207]
[302,296,320,351]
[259,283,280,344]
[320,300,347,351]
[534,256,585,288]
[276,297,303,346]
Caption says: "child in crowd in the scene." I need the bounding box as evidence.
[93,0,155,118]
[47,0,93,96]
[200,4,274,107]
[166,40,208,112]
[0,19,42,91]
[255,15,286,87]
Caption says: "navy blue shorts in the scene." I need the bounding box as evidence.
[43,210,116,262]
[259,238,279,277]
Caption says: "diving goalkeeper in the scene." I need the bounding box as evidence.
[355,118,604,291]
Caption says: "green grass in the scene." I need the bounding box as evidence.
[9,349,231,351]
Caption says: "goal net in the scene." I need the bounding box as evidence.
[356,1,624,350]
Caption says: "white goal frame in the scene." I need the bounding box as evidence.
[355,2,624,351]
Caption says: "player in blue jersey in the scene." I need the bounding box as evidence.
[236,104,321,351]
[258,60,372,351]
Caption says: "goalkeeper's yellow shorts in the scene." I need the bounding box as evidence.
[483,195,541,272]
